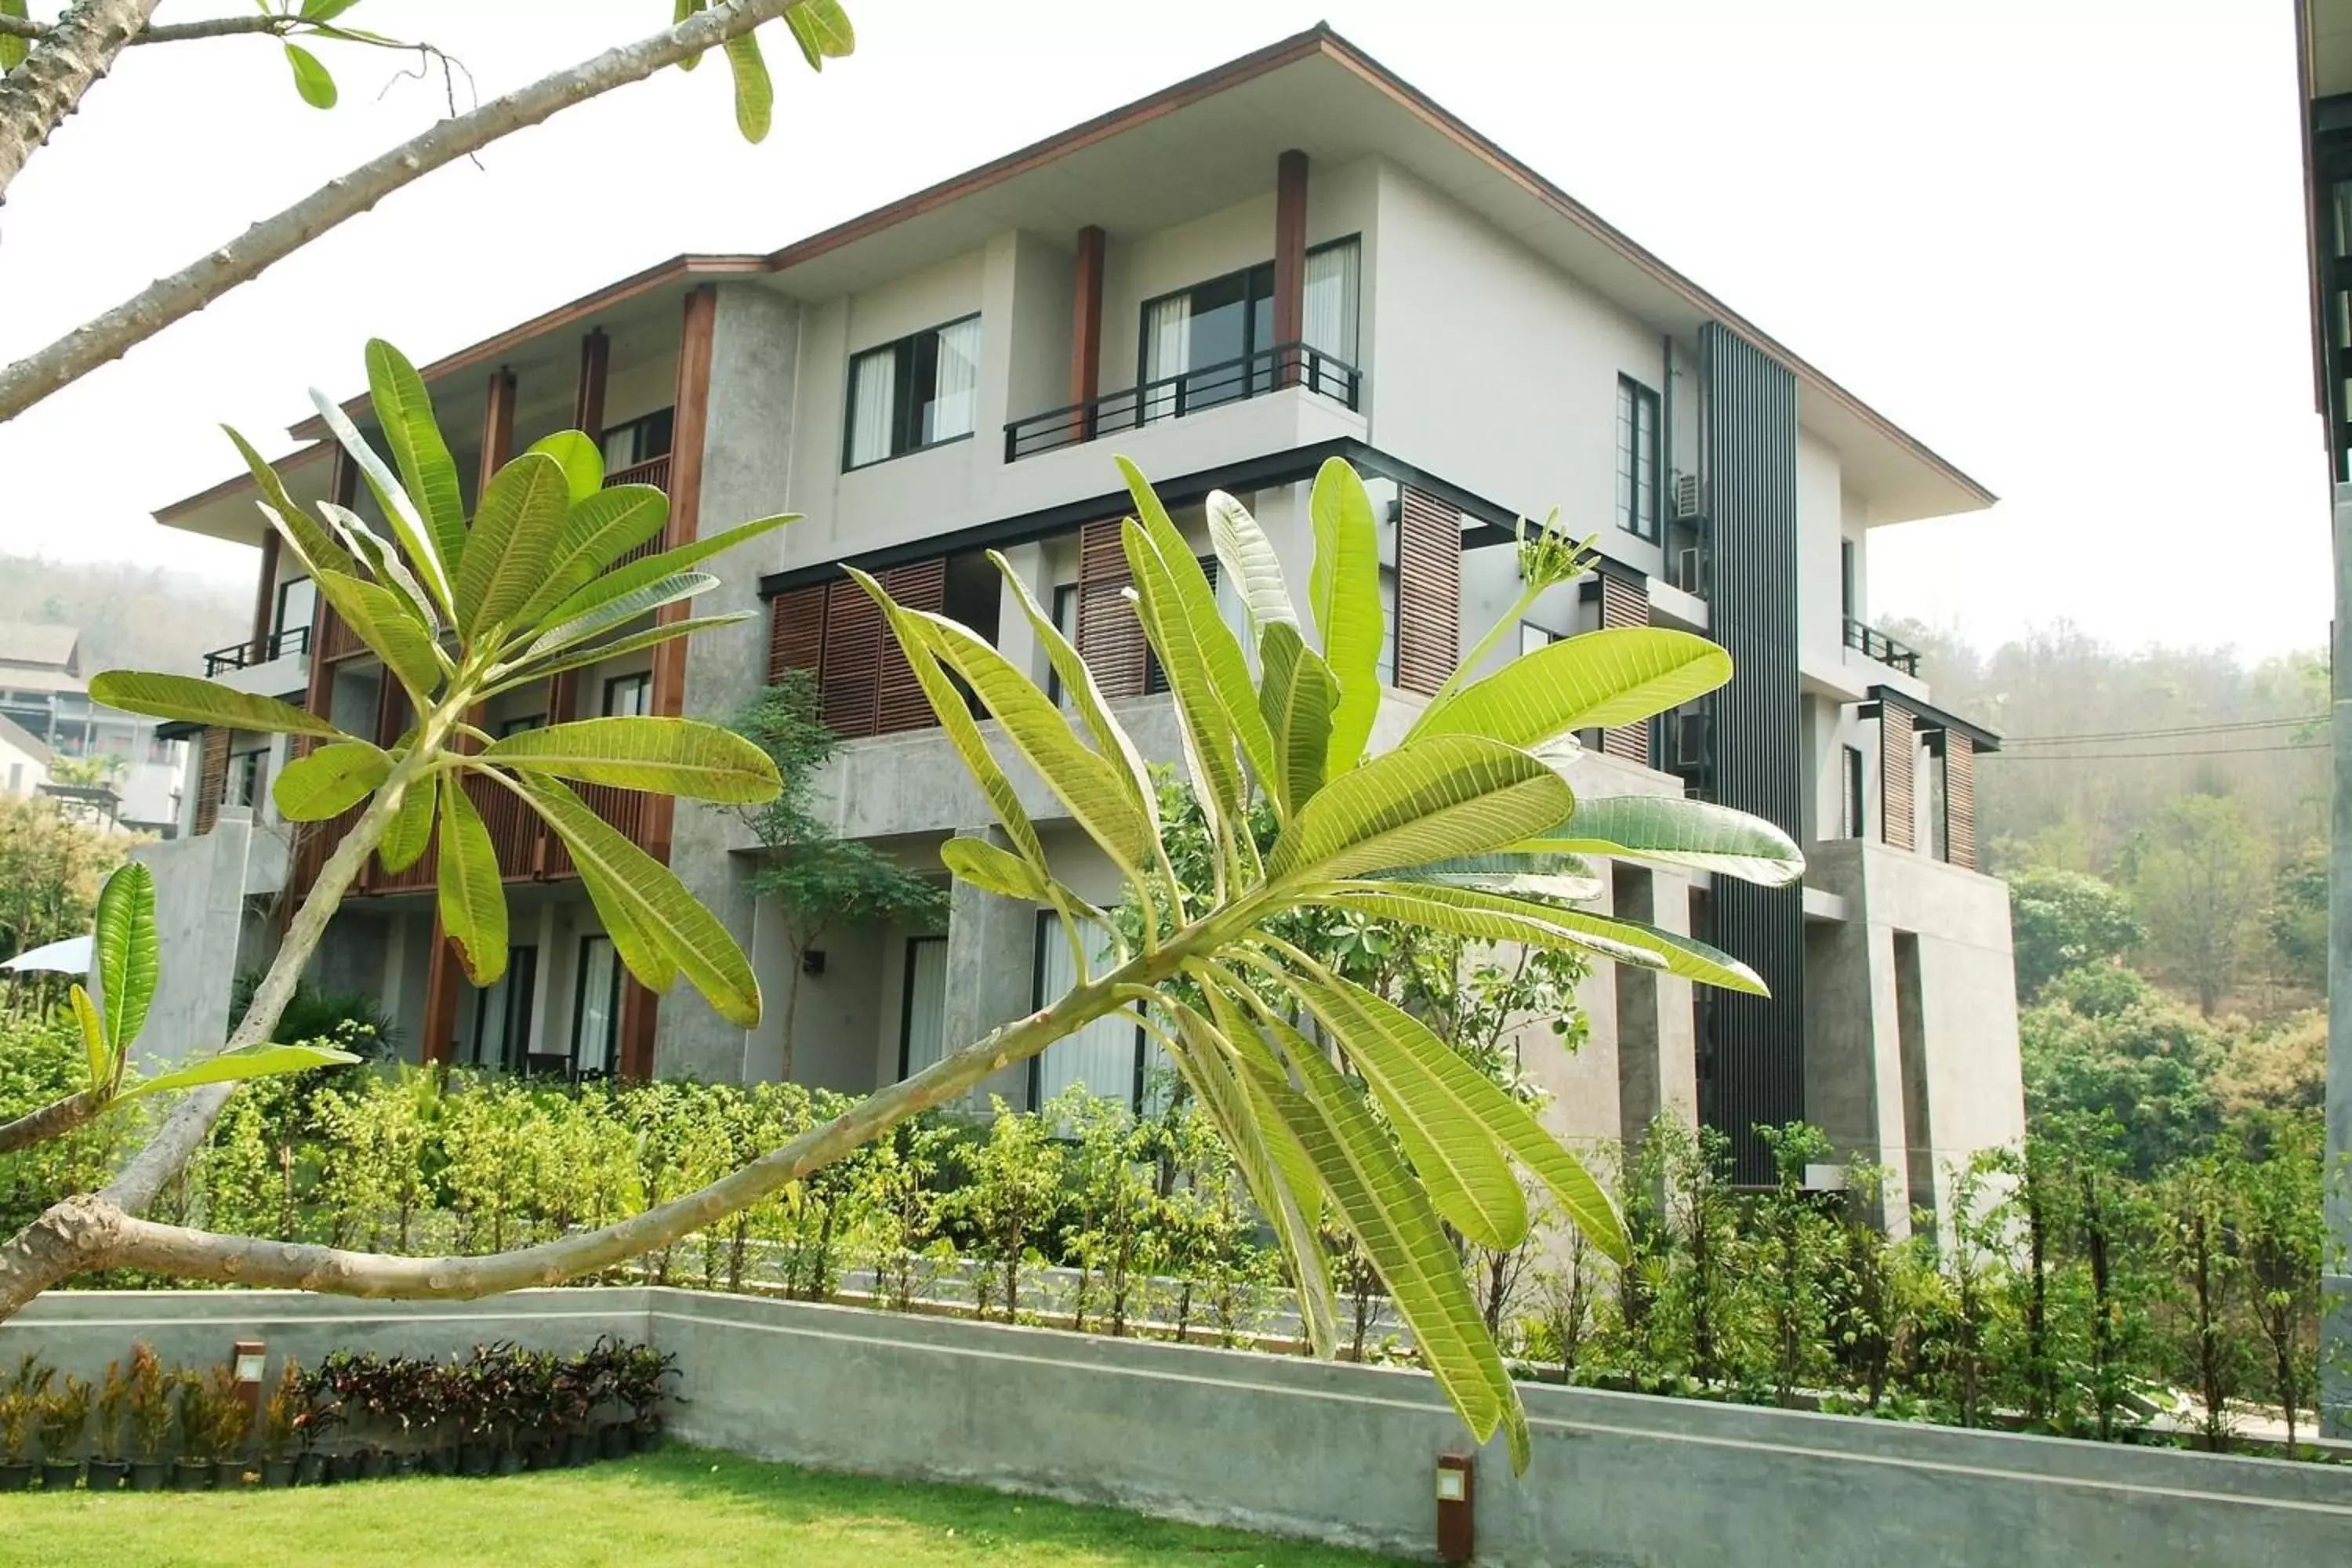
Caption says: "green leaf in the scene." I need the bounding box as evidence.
[1285,971,1527,1251]
[225,426,358,582]
[1532,794,1806,887]
[314,568,443,698]
[117,1043,363,1104]
[1117,459,1278,816]
[516,775,761,1027]
[272,740,391,822]
[989,551,1156,830]
[0,1,28,72]
[1120,520,1248,856]
[1307,458,1383,779]
[673,0,707,69]
[1316,881,1766,993]
[784,0,855,68]
[1206,488,1296,636]
[1265,734,1573,885]
[491,613,751,695]
[723,30,773,142]
[1410,626,1732,750]
[87,672,350,741]
[577,853,677,994]
[1257,622,1334,818]
[71,985,106,1097]
[528,430,604,504]
[1242,1021,1526,1471]
[310,387,456,623]
[536,513,789,632]
[509,485,671,629]
[435,781,509,986]
[321,505,441,637]
[939,836,1101,916]
[523,572,716,664]
[363,339,463,575]
[92,862,157,1062]
[301,0,367,21]
[378,775,437,874]
[1367,849,1603,905]
[899,606,1156,877]
[459,451,572,638]
[479,717,780,804]
[284,42,337,108]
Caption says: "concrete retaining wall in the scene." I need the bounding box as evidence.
[9,1287,2350,1565]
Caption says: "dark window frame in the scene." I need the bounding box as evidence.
[1134,235,1364,405]
[896,933,949,1080]
[273,575,315,639]
[601,407,675,470]
[601,672,652,717]
[1028,909,1149,1116]
[841,313,982,473]
[570,932,622,1079]
[495,713,545,739]
[1617,375,1662,542]
[1842,743,1867,840]
[1046,583,1077,708]
[468,944,539,1073]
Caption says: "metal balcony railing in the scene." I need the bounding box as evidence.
[1004,341,1362,463]
[1844,617,1921,677]
[201,623,311,677]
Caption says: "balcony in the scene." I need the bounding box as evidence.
[1844,617,1921,677]
[1004,342,1362,463]
[291,773,654,898]
[202,624,310,678]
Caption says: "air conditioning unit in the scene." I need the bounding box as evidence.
[1672,547,1704,595]
[1672,473,1704,521]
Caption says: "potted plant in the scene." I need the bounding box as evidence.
[205,1364,253,1488]
[619,1345,678,1453]
[318,1352,373,1481]
[88,1359,132,1491]
[172,1371,215,1490]
[259,1359,301,1487]
[583,1338,633,1461]
[35,1374,90,1491]
[125,1344,174,1492]
[554,1350,598,1467]
[291,1360,341,1486]
[0,1390,34,1493]
[508,1349,562,1469]
[453,1352,498,1478]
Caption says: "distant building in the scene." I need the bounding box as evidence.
[0,621,187,834]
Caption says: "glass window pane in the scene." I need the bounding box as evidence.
[847,345,897,466]
[901,936,949,1078]
[1302,240,1361,370]
[275,577,315,637]
[1034,914,1142,1111]
[927,318,981,443]
[575,936,618,1075]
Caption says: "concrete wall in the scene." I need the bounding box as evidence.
[130,808,283,1064]
[13,1287,2348,1566]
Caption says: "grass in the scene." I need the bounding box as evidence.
[0,1445,1409,1567]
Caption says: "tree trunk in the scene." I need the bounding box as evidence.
[0,0,162,205]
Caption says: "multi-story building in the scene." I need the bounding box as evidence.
[0,621,187,833]
[140,27,2020,1213]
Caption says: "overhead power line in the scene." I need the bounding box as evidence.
[1986,742,2329,762]
[2002,713,2329,746]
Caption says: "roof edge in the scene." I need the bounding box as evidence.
[154,441,330,524]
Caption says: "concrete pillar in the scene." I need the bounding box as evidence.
[1526,879,1619,1151]
[1613,866,1700,1151]
[2325,484,2352,1438]
[657,282,800,1083]
[943,826,1038,1111]
[1272,150,1308,384]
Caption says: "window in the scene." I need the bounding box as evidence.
[1841,744,1867,840]
[572,935,621,1077]
[1616,377,1661,541]
[602,673,652,717]
[600,407,674,474]
[273,576,315,642]
[1140,238,1361,420]
[1047,583,1077,710]
[495,713,545,739]
[844,315,981,469]
[898,935,949,1080]
[1519,622,1560,658]
[227,748,267,810]
[1839,538,1858,622]
[468,946,538,1073]
[1032,912,1154,1114]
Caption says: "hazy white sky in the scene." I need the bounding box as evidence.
[0,1,2325,658]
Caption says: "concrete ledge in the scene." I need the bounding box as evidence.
[11,1287,2352,1565]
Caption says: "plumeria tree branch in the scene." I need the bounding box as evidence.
[0,11,300,45]
[0,0,837,423]
[0,0,165,206]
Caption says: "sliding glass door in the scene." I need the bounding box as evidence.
[1140,262,1275,421]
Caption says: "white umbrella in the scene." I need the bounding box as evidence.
[1,934,92,975]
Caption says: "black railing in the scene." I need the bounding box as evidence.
[202,623,311,677]
[1843,617,1920,677]
[1004,341,1362,462]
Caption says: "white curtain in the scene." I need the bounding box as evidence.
[575,936,618,1076]
[902,937,948,1078]
[1301,240,1360,387]
[929,318,981,443]
[1033,914,1143,1110]
[1141,294,1191,423]
[848,345,896,466]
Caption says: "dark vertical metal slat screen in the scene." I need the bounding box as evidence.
[1880,699,1918,851]
[1945,735,1977,869]
[1700,323,1804,1184]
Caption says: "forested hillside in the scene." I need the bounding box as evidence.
[0,554,248,679]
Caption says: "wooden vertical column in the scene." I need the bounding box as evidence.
[574,329,609,448]
[1596,569,1654,766]
[1272,150,1308,386]
[424,368,521,1067]
[1070,226,1105,438]
[247,532,280,663]
[1944,734,1977,869]
[617,285,717,1082]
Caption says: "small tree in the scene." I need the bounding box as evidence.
[2124,794,2270,1018]
[732,673,948,1080]
[2226,1111,2325,1454]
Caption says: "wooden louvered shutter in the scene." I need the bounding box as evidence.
[767,584,825,684]
[1596,571,1653,765]
[877,558,946,733]
[193,728,229,836]
[1076,518,1146,699]
[818,579,884,739]
[1394,487,1461,698]
[1945,734,1976,869]
[1879,700,1916,850]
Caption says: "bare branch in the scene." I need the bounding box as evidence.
[0,0,828,424]
[0,12,293,45]
[0,0,165,205]
[0,1088,101,1157]
[0,960,1147,1319]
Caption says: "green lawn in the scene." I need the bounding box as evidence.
[0,1445,1408,1567]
